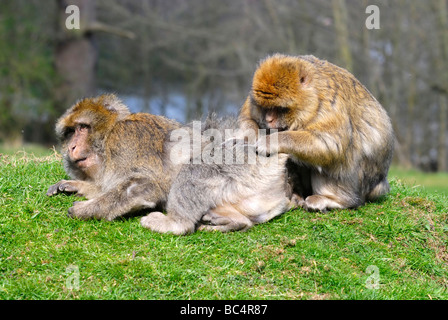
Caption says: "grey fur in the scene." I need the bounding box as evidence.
[141,115,297,235]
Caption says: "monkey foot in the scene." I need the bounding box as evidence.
[141,212,194,235]
[303,195,344,213]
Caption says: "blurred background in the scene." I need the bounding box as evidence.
[0,0,447,178]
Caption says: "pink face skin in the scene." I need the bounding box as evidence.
[66,123,100,178]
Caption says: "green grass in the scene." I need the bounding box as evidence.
[1,152,448,300]
[389,166,448,196]
[0,143,55,158]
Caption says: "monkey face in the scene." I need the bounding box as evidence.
[260,108,290,131]
[64,122,93,168]
[61,121,101,180]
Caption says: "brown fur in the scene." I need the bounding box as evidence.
[47,94,181,220]
[238,54,394,211]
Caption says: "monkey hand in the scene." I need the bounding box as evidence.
[46,180,79,196]
[255,132,280,157]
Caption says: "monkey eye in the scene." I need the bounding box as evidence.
[78,123,91,130]
[63,127,75,138]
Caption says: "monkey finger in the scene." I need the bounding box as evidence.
[254,144,271,157]
[46,180,77,196]
[197,224,221,232]
[58,182,78,193]
[303,195,332,213]
[46,184,60,196]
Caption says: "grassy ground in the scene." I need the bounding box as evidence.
[0,144,55,158]
[389,166,448,196]
[0,151,447,300]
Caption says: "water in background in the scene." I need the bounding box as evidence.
[121,93,240,125]
[122,93,187,123]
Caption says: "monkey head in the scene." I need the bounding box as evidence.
[249,54,320,131]
[55,94,131,180]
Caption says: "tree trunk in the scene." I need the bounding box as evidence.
[361,0,373,92]
[435,0,448,171]
[332,0,353,71]
[438,97,447,171]
[55,0,97,109]
[405,1,418,169]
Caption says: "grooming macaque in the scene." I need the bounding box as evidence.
[47,94,181,220]
[239,54,394,212]
[141,116,297,235]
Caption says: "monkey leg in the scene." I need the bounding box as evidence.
[198,205,254,232]
[140,211,195,235]
[305,172,361,212]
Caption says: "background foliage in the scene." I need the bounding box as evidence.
[0,0,447,171]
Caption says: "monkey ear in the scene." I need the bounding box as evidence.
[104,103,117,112]
[298,72,312,88]
[102,94,120,112]
[101,94,131,119]
[297,62,313,88]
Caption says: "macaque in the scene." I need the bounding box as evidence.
[47,94,181,220]
[140,116,297,235]
[48,96,295,233]
[238,54,394,212]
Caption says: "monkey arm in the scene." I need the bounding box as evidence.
[238,116,259,132]
[237,119,260,145]
[238,98,261,141]
[66,177,161,221]
[257,130,348,167]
